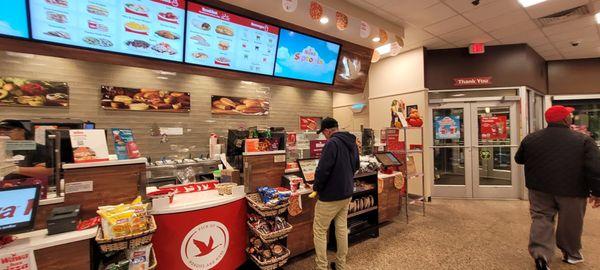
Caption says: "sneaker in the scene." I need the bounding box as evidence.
[535,258,550,270]
[563,254,584,265]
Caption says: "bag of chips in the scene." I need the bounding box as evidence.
[128,244,152,270]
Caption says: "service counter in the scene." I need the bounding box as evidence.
[148,185,247,270]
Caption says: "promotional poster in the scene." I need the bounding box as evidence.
[434,115,461,140]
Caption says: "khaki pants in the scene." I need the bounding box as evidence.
[529,189,587,263]
[313,198,351,270]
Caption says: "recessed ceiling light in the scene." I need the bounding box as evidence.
[319,16,329,24]
[375,44,391,55]
[596,12,600,24]
[372,36,381,42]
[518,0,546,7]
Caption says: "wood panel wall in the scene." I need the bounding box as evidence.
[0,51,333,160]
[548,58,600,95]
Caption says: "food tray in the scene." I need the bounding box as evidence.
[247,221,293,243]
[95,215,157,253]
[248,246,291,270]
[246,193,289,217]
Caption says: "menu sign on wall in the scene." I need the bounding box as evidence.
[29,0,186,62]
[185,2,279,75]
[0,0,29,38]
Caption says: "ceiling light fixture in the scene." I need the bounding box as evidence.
[518,0,546,7]
[375,44,392,55]
[596,12,600,24]
[320,16,329,24]
[372,36,381,42]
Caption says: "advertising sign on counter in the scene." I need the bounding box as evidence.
[69,129,110,163]
[111,128,141,160]
[434,115,461,140]
[185,2,279,75]
[309,139,327,158]
[480,115,507,140]
[0,77,69,108]
[0,249,37,270]
[299,116,322,131]
[101,86,190,112]
[30,0,186,62]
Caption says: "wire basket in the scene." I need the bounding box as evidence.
[95,216,157,253]
[247,221,292,243]
[246,193,289,217]
[248,246,291,270]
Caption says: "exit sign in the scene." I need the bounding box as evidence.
[469,43,485,54]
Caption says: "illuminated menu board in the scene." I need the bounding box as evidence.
[0,0,29,38]
[29,0,185,62]
[185,2,279,75]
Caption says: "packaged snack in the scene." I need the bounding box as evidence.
[128,244,152,270]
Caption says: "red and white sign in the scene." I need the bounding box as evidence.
[469,43,485,54]
[151,0,185,8]
[480,115,508,140]
[310,140,327,158]
[181,221,229,270]
[300,116,322,131]
[453,76,493,87]
[188,3,279,35]
[0,250,37,270]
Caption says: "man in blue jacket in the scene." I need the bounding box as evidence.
[312,117,359,270]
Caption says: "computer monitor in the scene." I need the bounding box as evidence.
[375,152,403,167]
[0,185,41,235]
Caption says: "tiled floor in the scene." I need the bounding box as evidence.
[284,199,600,270]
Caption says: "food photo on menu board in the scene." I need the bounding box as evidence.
[185,2,279,75]
[0,77,69,107]
[28,0,186,62]
[101,85,190,112]
[0,0,29,38]
[274,29,341,84]
[211,95,270,116]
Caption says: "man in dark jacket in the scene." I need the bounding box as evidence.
[515,105,600,270]
[312,117,359,270]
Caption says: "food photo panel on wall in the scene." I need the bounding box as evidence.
[101,86,190,112]
[0,77,69,107]
[211,96,269,116]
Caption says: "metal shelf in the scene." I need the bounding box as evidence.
[348,206,378,218]
[352,188,376,197]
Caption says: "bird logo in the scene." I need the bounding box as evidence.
[193,236,222,257]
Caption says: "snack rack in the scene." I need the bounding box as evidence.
[246,193,292,270]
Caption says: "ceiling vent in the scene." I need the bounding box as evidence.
[537,5,590,26]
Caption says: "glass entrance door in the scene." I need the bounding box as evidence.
[430,101,520,198]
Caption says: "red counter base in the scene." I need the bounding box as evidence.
[152,199,247,270]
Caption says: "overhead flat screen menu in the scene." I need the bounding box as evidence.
[0,0,29,38]
[185,2,279,75]
[275,29,341,84]
[29,0,185,62]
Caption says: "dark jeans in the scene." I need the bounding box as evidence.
[528,189,587,262]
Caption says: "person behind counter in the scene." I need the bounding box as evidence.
[312,117,359,270]
[0,120,52,179]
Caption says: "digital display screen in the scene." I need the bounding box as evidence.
[0,186,40,234]
[274,29,341,84]
[0,0,29,38]
[375,152,402,167]
[29,0,186,62]
[184,2,279,75]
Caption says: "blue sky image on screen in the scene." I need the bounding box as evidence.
[0,1,29,38]
[275,29,340,84]
[0,188,37,227]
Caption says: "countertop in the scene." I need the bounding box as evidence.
[62,158,147,170]
[0,228,97,253]
[149,185,246,215]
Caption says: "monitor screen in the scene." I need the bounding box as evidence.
[0,185,40,235]
[29,0,186,62]
[274,29,341,84]
[0,0,29,38]
[185,2,279,75]
[374,152,402,167]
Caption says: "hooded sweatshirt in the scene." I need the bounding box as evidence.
[313,131,360,202]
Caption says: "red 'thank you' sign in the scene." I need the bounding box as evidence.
[480,115,508,140]
[453,76,493,87]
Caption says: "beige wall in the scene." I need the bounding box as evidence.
[0,51,333,160]
[333,106,369,131]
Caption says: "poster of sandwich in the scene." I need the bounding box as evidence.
[69,130,110,163]
[0,77,69,107]
[101,86,190,112]
[211,95,270,116]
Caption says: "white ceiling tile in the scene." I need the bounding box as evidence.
[477,9,531,32]
[452,34,496,47]
[346,0,378,11]
[422,37,455,49]
[461,0,522,23]
[546,25,599,43]
[525,0,590,19]
[560,50,600,59]
[533,43,557,54]
[400,3,458,27]
[423,15,472,35]
[439,25,487,43]
[541,16,597,36]
[403,25,435,43]
[364,0,392,7]
[555,37,600,51]
[441,0,483,13]
[380,0,439,12]
[488,20,540,39]
[485,40,503,46]
[500,29,550,46]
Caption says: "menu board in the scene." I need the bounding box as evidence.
[29,0,186,62]
[0,0,29,38]
[275,29,341,84]
[185,2,279,75]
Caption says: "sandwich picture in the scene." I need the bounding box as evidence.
[215,25,234,36]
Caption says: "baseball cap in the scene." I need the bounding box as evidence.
[545,105,574,123]
[317,117,338,134]
[0,119,27,130]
